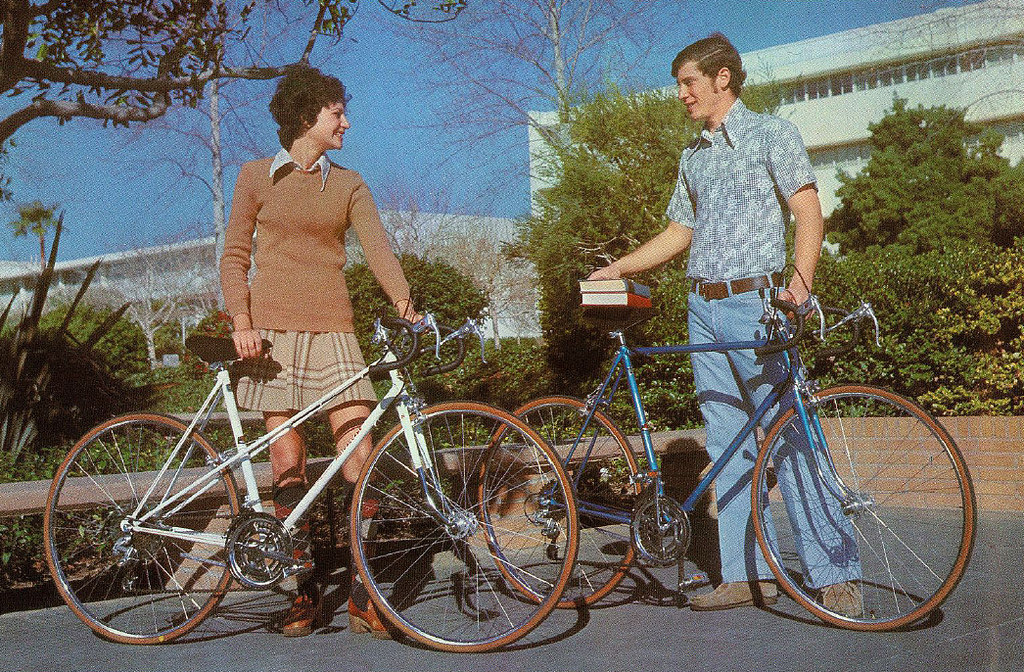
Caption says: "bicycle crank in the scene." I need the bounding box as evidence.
[630,489,690,567]
[226,512,299,588]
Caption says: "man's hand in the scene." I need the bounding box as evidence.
[587,263,622,281]
[779,283,810,309]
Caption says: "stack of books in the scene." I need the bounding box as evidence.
[579,279,652,308]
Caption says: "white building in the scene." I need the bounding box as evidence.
[530,0,1024,216]
[0,212,541,341]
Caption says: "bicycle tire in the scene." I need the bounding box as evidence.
[43,413,241,644]
[514,396,639,607]
[751,385,976,630]
[350,401,578,652]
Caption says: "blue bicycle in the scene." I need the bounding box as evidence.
[515,296,976,630]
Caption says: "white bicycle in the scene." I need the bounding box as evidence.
[43,316,578,652]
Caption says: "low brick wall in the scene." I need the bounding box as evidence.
[943,416,1024,512]
[1,417,1020,517]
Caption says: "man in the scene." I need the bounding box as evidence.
[589,33,860,613]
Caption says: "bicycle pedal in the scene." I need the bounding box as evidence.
[282,562,313,579]
[678,572,709,592]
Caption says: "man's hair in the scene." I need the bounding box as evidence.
[671,32,746,96]
[269,65,349,149]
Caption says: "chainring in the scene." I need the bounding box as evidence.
[630,488,690,567]
[226,512,294,588]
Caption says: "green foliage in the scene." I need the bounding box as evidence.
[8,201,57,239]
[0,515,43,590]
[7,201,58,270]
[517,82,779,426]
[1,215,145,460]
[828,99,1024,254]
[38,304,149,379]
[417,338,554,410]
[813,98,1024,416]
[345,253,488,354]
[813,242,1024,416]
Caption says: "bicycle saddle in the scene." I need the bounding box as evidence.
[185,335,272,363]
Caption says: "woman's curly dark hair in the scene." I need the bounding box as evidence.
[269,66,349,149]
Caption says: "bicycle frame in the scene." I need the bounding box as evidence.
[127,350,428,550]
[570,328,854,524]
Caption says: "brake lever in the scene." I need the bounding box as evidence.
[447,318,487,364]
[806,295,826,342]
[862,302,882,347]
[371,318,387,345]
[823,302,882,347]
[412,313,443,359]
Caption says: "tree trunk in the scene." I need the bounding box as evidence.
[489,298,501,351]
[209,78,226,304]
[144,325,159,369]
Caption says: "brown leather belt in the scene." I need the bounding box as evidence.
[691,272,784,301]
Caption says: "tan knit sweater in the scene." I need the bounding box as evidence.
[220,157,410,332]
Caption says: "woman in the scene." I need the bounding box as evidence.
[220,66,418,638]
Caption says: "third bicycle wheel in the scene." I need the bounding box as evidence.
[752,385,975,630]
[515,396,639,607]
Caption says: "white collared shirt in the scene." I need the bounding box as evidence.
[269,148,330,192]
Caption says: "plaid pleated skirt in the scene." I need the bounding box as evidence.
[233,330,377,412]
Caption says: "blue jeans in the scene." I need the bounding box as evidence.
[688,290,860,587]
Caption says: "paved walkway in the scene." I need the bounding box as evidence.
[2,511,1022,672]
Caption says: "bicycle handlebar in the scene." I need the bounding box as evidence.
[813,301,881,360]
[753,297,806,356]
[368,316,420,376]
[419,323,467,376]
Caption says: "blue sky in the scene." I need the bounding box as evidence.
[0,0,980,262]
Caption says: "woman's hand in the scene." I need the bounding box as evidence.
[231,327,263,359]
[393,298,423,326]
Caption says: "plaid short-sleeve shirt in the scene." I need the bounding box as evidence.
[665,99,817,282]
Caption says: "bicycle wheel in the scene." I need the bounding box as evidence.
[751,385,976,630]
[43,414,240,644]
[350,401,578,652]
[514,396,639,607]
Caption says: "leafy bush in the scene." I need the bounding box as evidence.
[416,338,553,410]
[38,303,149,378]
[813,241,1024,416]
[346,253,488,352]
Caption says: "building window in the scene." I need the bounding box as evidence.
[933,55,957,77]
[959,50,984,72]
[779,41,1017,107]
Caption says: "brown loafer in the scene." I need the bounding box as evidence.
[282,593,316,637]
[348,578,392,640]
[689,580,778,611]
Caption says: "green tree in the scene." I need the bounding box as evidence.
[813,98,1024,415]
[517,82,781,428]
[0,1,466,198]
[827,98,1024,254]
[7,200,57,271]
